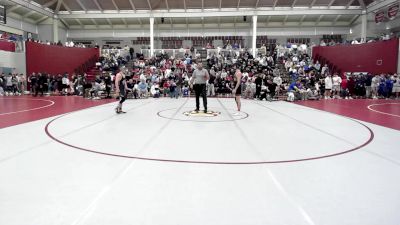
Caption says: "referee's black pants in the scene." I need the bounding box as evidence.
[255,85,262,99]
[194,84,207,111]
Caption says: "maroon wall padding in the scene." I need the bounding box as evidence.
[26,41,99,75]
[0,40,16,52]
[312,38,399,74]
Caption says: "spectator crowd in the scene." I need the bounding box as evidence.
[2,37,399,101]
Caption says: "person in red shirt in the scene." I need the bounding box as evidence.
[340,75,348,89]
[163,80,170,97]
[340,76,350,99]
[347,75,355,99]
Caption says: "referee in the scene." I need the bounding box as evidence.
[190,63,209,113]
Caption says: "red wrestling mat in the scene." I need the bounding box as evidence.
[296,99,400,131]
[0,96,114,129]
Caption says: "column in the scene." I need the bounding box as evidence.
[53,17,59,43]
[360,13,367,42]
[150,17,154,57]
[252,15,257,56]
[398,38,400,74]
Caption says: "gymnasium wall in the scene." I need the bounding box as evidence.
[37,25,53,43]
[37,19,68,43]
[67,26,350,40]
[2,16,37,35]
[0,51,26,75]
[347,14,400,40]
[26,41,99,76]
[312,38,399,74]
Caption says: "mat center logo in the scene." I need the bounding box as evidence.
[183,110,221,117]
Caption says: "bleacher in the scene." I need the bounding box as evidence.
[132,37,150,45]
[160,37,183,49]
[320,34,342,44]
[256,36,277,49]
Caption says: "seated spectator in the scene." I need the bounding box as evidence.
[287,80,302,102]
[138,80,148,98]
[162,80,170,97]
[243,79,255,99]
[89,77,103,100]
[74,74,84,96]
[150,82,160,98]
[182,84,190,97]
[169,80,178,98]
[307,87,320,100]
[127,79,138,99]
[273,74,283,95]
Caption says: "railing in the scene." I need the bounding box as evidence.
[101,48,129,58]
[0,38,24,52]
[275,46,311,56]
[74,55,99,75]
[140,48,195,59]
[137,46,313,59]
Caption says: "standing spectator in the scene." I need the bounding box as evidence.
[0,75,4,96]
[371,74,380,99]
[5,73,13,96]
[355,75,366,99]
[37,73,47,96]
[28,73,38,96]
[340,76,349,99]
[62,74,70,95]
[324,74,333,99]
[332,73,342,99]
[347,75,355,99]
[70,74,77,95]
[48,75,55,94]
[11,74,19,95]
[18,74,25,95]
[56,74,63,95]
[321,64,329,76]
[385,75,394,99]
[365,73,373,98]
[254,73,262,99]
[392,74,400,99]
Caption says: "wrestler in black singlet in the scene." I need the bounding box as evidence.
[115,72,127,114]
[234,72,242,96]
[119,75,126,98]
